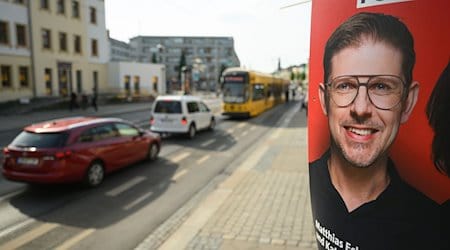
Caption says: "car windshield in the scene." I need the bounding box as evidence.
[11,131,69,148]
[154,101,182,114]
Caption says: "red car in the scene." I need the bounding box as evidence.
[2,117,161,187]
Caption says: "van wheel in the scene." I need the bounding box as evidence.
[84,161,104,187]
[187,124,196,139]
[208,117,216,131]
[147,143,159,161]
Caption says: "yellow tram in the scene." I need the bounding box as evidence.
[221,68,289,118]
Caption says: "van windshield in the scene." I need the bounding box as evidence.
[154,101,182,114]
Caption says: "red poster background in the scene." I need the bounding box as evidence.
[308,0,450,203]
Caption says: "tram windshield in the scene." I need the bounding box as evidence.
[222,74,249,103]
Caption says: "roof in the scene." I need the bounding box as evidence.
[24,117,125,133]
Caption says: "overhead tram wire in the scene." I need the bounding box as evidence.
[280,0,312,10]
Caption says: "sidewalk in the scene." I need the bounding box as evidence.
[0,102,152,133]
[0,92,221,133]
[136,102,317,250]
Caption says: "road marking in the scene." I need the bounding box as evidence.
[0,223,58,250]
[171,152,190,163]
[201,139,215,147]
[217,145,227,151]
[0,188,26,203]
[250,126,256,131]
[241,130,249,137]
[237,123,246,129]
[0,218,34,239]
[54,228,95,250]
[106,176,147,197]
[123,191,154,211]
[171,169,188,181]
[226,128,234,134]
[196,155,210,164]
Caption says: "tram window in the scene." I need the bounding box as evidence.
[252,84,265,101]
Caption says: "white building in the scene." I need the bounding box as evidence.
[108,62,166,97]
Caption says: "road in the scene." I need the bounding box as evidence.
[0,100,306,250]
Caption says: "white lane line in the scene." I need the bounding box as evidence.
[217,145,227,151]
[123,191,154,211]
[196,155,210,164]
[237,123,246,129]
[226,128,234,134]
[0,223,58,250]
[106,176,147,197]
[201,139,215,147]
[250,126,256,131]
[171,169,188,181]
[0,188,26,203]
[241,130,249,137]
[171,152,190,163]
[0,218,34,239]
[54,229,95,250]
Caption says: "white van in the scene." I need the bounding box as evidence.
[150,95,215,138]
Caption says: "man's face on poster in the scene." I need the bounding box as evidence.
[319,38,418,168]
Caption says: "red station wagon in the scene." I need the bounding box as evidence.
[2,117,161,187]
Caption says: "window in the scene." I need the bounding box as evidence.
[1,66,12,88]
[154,101,182,114]
[12,131,69,148]
[16,24,26,47]
[72,1,80,18]
[45,68,52,95]
[0,21,9,45]
[252,84,265,101]
[90,7,97,24]
[134,76,140,95]
[76,70,82,93]
[57,0,65,14]
[74,35,81,53]
[187,102,200,113]
[42,29,51,49]
[115,123,139,137]
[91,39,98,56]
[40,0,49,9]
[59,32,67,52]
[13,0,25,4]
[19,66,28,87]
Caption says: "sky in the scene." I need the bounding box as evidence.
[104,0,312,73]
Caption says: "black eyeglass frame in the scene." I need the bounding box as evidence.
[324,74,408,110]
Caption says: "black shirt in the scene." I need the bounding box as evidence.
[309,150,444,250]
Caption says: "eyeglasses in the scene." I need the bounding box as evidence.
[325,75,406,110]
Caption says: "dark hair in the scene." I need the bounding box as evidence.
[426,61,450,177]
[323,12,415,87]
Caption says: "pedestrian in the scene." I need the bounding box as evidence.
[309,12,444,250]
[91,88,98,111]
[69,92,78,111]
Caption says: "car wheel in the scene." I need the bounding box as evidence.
[147,143,159,161]
[208,117,216,131]
[84,161,104,187]
[187,124,196,139]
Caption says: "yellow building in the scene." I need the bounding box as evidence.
[0,0,108,102]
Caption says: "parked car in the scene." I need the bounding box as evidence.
[2,117,161,187]
[150,95,215,139]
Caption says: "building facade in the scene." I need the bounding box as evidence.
[0,0,33,102]
[0,0,109,103]
[109,37,134,62]
[129,36,240,92]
